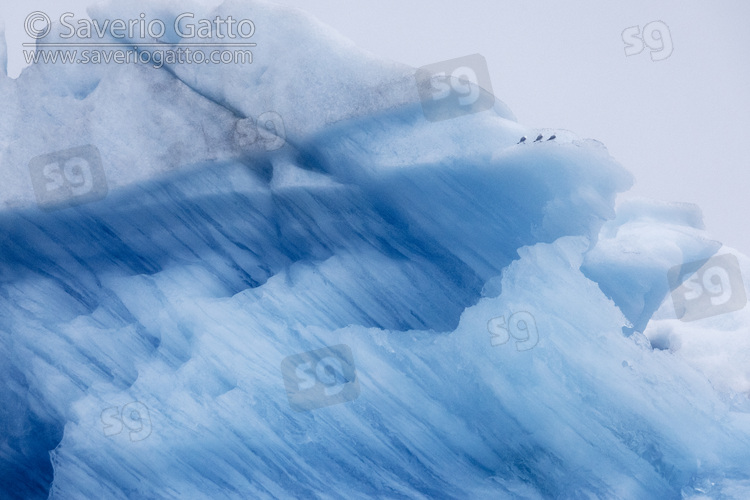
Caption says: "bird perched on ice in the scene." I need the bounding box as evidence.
[534,134,544,142]
[517,136,527,144]
[547,134,556,141]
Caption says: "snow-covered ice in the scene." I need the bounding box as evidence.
[1,1,749,498]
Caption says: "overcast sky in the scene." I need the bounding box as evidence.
[3,1,749,255]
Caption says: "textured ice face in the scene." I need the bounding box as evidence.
[2,1,750,499]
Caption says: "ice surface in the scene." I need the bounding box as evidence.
[1,1,749,499]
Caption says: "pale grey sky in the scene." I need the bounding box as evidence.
[3,1,749,255]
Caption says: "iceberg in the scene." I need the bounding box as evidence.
[1,1,749,498]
